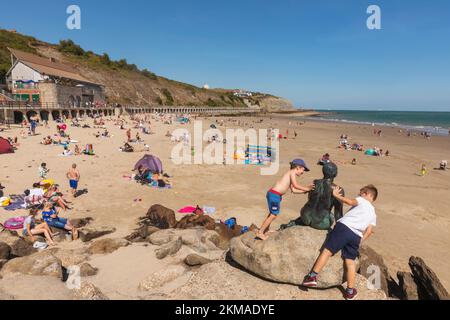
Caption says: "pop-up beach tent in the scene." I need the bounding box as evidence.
[0,137,14,154]
[133,154,163,173]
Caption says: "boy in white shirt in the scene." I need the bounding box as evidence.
[302,185,378,300]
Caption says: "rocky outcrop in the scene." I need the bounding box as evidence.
[0,251,63,279]
[51,248,90,268]
[88,238,130,255]
[184,254,213,267]
[0,242,11,260]
[163,261,386,300]
[72,282,109,300]
[79,263,98,277]
[125,225,161,242]
[258,97,294,112]
[155,237,183,259]
[358,245,390,295]
[0,230,20,246]
[145,205,177,229]
[409,257,449,300]
[149,228,224,252]
[175,214,216,230]
[230,226,356,288]
[397,271,419,300]
[10,238,37,258]
[79,226,116,242]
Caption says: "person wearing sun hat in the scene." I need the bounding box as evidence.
[256,158,313,241]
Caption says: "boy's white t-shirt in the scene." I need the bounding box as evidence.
[338,197,377,237]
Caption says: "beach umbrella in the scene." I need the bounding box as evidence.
[133,154,163,173]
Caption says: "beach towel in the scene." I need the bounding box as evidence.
[3,201,25,211]
[178,206,197,214]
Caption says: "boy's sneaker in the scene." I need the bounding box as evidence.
[344,288,358,300]
[302,275,318,287]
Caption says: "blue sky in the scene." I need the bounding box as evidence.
[1,0,450,111]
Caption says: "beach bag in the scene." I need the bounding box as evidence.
[3,216,26,230]
[224,217,237,230]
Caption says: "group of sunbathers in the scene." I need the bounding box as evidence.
[22,181,78,245]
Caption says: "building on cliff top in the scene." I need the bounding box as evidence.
[5,48,105,106]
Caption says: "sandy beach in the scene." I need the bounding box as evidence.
[1,114,449,299]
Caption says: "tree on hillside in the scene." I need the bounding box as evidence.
[58,39,85,56]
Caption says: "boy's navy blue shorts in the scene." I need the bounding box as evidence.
[324,222,362,260]
[266,190,282,216]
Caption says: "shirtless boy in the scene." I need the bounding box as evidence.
[66,164,80,197]
[256,159,313,240]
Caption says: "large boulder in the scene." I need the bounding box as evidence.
[230,226,356,288]
[72,282,109,300]
[125,225,160,242]
[148,228,223,253]
[145,205,177,229]
[175,214,216,230]
[409,256,449,300]
[397,271,419,300]
[10,238,37,258]
[0,259,8,271]
[184,254,213,267]
[50,248,90,268]
[79,263,98,277]
[0,251,63,279]
[155,237,183,259]
[0,242,11,260]
[358,245,390,295]
[79,226,116,242]
[0,230,20,246]
[88,238,130,255]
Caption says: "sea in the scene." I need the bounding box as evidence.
[303,110,450,136]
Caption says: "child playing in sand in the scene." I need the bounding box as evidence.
[75,145,81,156]
[256,159,313,241]
[66,164,80,197]
[39,163,49,179]
[421,164,427,176]
[302,185,378,300]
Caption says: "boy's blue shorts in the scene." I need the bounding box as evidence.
[69,180,78,190]
[324,222,362,260]
[266,190,282,216]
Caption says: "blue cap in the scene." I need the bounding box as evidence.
[291,159,310,172]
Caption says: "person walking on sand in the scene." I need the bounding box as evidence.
[127,128,132,142]
[256,159,313,241]
[66,164,80,197]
